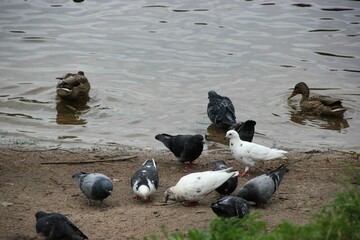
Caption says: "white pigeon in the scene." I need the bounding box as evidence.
[164,168,239,204]
[225,130,287,176]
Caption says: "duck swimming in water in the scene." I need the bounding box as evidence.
[288,82,347,117]
[56,71,90,101]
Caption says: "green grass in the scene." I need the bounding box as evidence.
[146,171,360,240]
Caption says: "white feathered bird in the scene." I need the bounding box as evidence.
[164,168,239,204]
[225,130,287,176]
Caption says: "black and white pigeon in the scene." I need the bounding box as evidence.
[155,133,204,164]
[131,159,159,201]
[164,168,239,204]
[72,172,113,203]
[232,164,289,205]
[211,196,250,218]
[207,90,237,129]
[35,211,88,240]
[213,160,238,196]
[228,120,256,142]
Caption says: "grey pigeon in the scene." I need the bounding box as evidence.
[233,164,289,205]
[228,120,256,142]
[72,172,113,203]
[213,160,238,195]
[207,90,236,128]
[131,159,159,201]
[35,211,88,240]
[155,133,204,164]
[211,196,250,218]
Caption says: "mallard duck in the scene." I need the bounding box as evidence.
[288,82,347,117]
[56,71,90,101]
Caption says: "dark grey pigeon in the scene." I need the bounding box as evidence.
[211,196,250,218]
[131,159,159,201]
[35,211,88,240]
[229,120,256,142]
[72,172,113,203]
[213,160,238,195]
[155,134,204,164]
[233,164,289,205]
[207,90,236,128]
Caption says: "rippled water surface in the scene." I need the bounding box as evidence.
[0,0,359,151]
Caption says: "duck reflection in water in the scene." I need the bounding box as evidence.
[55,71,90,125]
[288,108,349,131]
[56,97,89,125]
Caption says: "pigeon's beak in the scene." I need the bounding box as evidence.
[224,135,228,140]
[164,194,169,203]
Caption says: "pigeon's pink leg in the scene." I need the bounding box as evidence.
[183,161,197,170]
[239,167,250,177]
[133,195,153,203]
[132,195,140,200]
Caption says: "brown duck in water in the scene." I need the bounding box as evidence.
[288,82,347,117]
[56,71,90,101]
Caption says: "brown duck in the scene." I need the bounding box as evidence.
[288,82,347,117]
[56,71,90,101]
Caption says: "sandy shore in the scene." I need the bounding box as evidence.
[0,146,359,239]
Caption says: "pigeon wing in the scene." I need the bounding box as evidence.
[240,142,286,161]
[268,164,289,192]
[176,170,237,199]
[217,100,236,126]
[179,135,203,162]
[59,214,88,239]
[155,134,186,158]
[132,161,159,190]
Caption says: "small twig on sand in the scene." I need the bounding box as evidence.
[152,201,180,206]
[8,148,59,152]
[49,177,62,186]
[334,150,359,156]
[40,156,137,165]
[8,147,76,153]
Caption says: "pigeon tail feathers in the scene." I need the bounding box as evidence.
[268,164,289,192]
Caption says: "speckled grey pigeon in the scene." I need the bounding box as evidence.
[228,120,256,142]
[211,196,250,218]
[213,160,238,196]
[72,172,113,203]
[233,164,289,205]
[35,211,88,240]
[155,133,204,164]
[131,159,159,201]
[207,90,236,128]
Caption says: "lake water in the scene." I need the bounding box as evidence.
[0,0,359,151]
